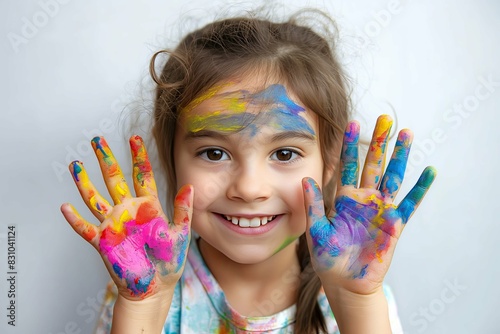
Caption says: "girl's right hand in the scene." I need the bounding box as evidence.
[60,135,193,301]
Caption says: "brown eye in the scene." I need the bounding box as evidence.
[205,149,225,161]
[275,149,293,161]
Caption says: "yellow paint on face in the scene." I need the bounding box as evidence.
[181,83,230,114]
[179,83,314,137]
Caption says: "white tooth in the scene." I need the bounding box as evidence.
[261,217,268,225]
[231,217,238,225]
[268,216,273,221]
[239,218,250,227]
[250,217,260,227]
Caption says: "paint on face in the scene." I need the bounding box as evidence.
[272,235,299,255]
[181,84,315,137]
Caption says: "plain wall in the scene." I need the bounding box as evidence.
[1,0,499,333]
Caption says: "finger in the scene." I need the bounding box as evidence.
[339,121,360,187]
[379,129,413,200]
[69,161,112,221]
[172,184,194,229]
[60,203,99,246]
[302,177,328,230]
[360,115,393,189]
[397,166,437,224]
[91,136,131,205]
[302,177,341,268]
[129,135,158,198]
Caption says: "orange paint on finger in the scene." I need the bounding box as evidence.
[108,163,120,176]
[82,226,97,242]
[74,220,97,242]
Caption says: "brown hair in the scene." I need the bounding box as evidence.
[150,10,350,333]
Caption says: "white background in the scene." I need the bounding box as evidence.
[1,0,499,333]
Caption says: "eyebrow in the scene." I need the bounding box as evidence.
[184,130,231,142]
[270,131,317,143]
[184,129,317,143]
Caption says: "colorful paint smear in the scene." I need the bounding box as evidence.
[361,115,393,186]
[398,166,437,224]
[91,136,130,204]
[340,121,360,186]
[69,135,192,297]
[369,115,392,164]
[181,84,315,137]
[70,161,110,217]
[130,135,154,189]
[304,118,436,279]
[99,196,190,296]
[379,130,412,197]
[305,176,398,279]
[272,235,299,255]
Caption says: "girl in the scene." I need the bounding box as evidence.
[61,10,436,334]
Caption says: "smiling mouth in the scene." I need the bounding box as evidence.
[222,215,278,228]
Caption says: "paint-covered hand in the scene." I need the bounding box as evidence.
[61,136,193,300]
[303,115,436,295]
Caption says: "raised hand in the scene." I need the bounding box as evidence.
[61,136,193,300]
[303,115,436,294]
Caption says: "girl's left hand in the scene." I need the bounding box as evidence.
[303,114,437,295]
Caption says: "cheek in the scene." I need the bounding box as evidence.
[181,169,231,211]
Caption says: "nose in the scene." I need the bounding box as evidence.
[226,163,272,202]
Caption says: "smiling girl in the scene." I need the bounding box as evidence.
[61,10,436,334]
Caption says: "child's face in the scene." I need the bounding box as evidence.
[173,76,325,264]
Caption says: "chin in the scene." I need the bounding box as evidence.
[210,239,278,265]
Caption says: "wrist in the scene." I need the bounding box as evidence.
[111,288,175,334]
[324,286,391,334]
[326,285,386,308]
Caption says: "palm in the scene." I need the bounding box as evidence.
[98,196,189,298]
[61,136,193,300]
[303,115,436,294]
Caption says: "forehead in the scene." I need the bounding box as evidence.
[179,81,317,137]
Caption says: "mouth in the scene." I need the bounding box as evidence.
[221,214,278,228]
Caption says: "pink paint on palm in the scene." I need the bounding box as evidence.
[99,202,176,296]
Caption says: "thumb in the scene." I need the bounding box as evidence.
[302,177,327,231]
[173,184,194,228]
